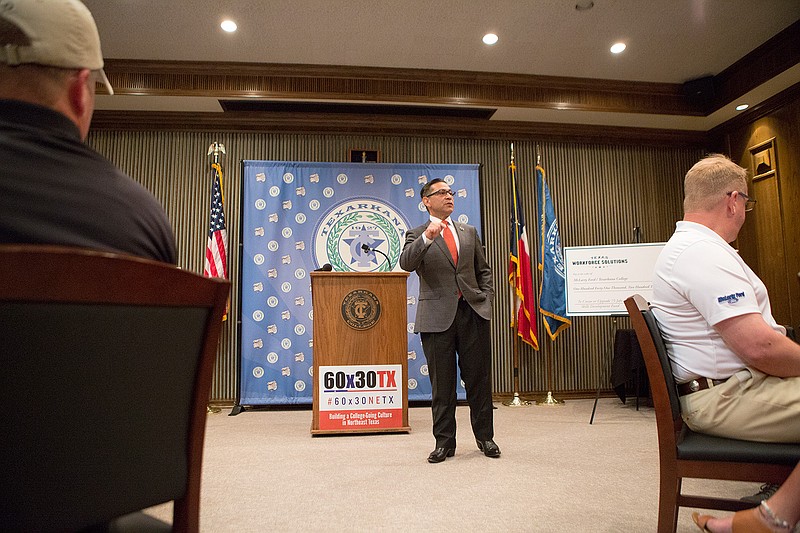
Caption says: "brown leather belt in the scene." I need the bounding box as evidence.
[677,377,728,397]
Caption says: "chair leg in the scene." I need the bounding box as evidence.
[658,473,681,533]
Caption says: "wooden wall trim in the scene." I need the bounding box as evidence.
[89,110,707,147]
[709,81,800,139]
[713,20,800,110]
[103,59,700,116]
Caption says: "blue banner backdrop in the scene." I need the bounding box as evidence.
[240,161,482,405]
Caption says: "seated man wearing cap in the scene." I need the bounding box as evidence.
[0,0,176,263]
[651,154,800,443]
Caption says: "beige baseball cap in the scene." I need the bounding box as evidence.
[0,0,114,94]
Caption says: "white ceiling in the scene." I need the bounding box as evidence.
[85,0,800,129]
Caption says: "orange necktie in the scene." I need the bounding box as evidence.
[442,220,458,265]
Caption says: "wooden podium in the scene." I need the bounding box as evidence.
[310,272,411,435]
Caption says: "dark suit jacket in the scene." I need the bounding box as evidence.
[400,219,493,333]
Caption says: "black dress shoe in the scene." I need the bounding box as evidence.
[476,439,501,458]
[427,447,455,463]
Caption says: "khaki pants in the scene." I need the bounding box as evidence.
[679,368,800,443]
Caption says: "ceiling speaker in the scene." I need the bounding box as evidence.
[682,76,716,110]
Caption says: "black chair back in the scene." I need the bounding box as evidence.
[0,245,230,532]
[638,301,682,424]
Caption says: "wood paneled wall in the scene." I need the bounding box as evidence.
[87,130,701,403]
[713,93,800,328]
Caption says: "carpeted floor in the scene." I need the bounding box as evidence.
[146,398,759,532]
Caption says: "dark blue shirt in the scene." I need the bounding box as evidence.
[0,99,176,263]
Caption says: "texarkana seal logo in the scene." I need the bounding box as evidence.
[341,289,381,330]
[545,219,566,279]
[313,198,409,272]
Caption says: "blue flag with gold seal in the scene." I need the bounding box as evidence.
[536,165,571,340]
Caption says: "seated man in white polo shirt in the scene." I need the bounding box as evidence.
[651,154,800,443]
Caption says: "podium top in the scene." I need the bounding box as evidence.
[310,271,409,278]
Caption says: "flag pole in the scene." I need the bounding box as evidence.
[206,142,226,414]
[504,268,533,406]
[537,336,564,405]
[207,141,226,187]
[503,143,534,407]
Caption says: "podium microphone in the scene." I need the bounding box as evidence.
[314,263,333,272]
[361,243,391,266]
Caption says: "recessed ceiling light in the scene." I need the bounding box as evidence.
[221,20,237,33]
[610,42,626,54]
[482,33,499,45]
[735,103,749,111]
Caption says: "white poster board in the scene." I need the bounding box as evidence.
[564,243,665,316]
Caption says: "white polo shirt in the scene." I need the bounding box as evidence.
[651,221,784,382]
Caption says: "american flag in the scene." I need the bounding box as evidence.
[204,162,228,281]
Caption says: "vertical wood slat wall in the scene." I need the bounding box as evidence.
[87,130,702,403]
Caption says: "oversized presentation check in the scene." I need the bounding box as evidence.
[563,243,665,316]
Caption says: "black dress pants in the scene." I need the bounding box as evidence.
[421,298,493,448]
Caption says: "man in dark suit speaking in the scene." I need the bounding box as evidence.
[400,178,499,463]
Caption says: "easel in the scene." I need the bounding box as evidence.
[588,226,643,424]
[589,314,626,424]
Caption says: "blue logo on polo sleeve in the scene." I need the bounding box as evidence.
[717,291,745,304]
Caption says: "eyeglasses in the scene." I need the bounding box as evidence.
[425,189,455,198]
[726,191,756,212]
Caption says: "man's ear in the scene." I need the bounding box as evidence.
[727,191,740,215]
[66,69,94,139]
[67,70,91,114]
